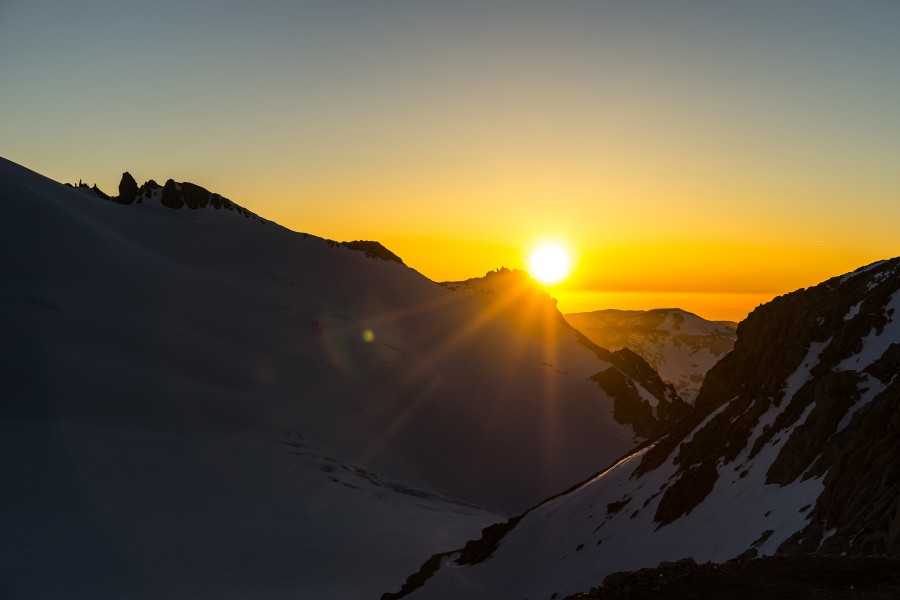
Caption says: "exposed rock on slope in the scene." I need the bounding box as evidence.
[64,179,110,199]
[590,347,689,438]
[68,171,268,220]
[117,171,139,204]
[67,173,407,264]
[565,308,737,403]
[388,258,900,599]
[338,240,405,264]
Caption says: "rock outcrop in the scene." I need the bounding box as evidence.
[116,171,138,204]
[68,172,268,223]
[338,240,405,264]
[639,258,900,534]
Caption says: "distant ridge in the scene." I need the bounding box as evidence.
[565,308,737,403]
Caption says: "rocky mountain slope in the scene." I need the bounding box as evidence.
[565,308,737,403]
[388,257,900,600]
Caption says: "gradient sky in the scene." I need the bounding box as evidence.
[3,1,899,320]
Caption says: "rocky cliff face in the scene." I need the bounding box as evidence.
[565,308,737,404]
[647,257,900,537]
[386,258,900,600]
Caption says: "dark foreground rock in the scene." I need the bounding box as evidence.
[569,554,900,600]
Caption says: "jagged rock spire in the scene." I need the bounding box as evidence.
[117,172,138,205]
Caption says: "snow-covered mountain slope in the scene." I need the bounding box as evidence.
[0,420,499,600]
[0,155,695,595]
[3,157,654,513]
[389,257,900,600]
[3,160,510,599]
[565,308,737,403]
[5,157,697,512]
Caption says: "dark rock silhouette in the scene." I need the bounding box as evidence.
[65,170,268,224]
[117,172,138,205]
[90,184,110,200]
[160,178,183,209]
[66,180,111,200]
[340,240,405,264]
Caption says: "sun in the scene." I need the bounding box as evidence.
[527,243,572,285]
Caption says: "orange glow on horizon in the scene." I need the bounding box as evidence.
[348,232,889,323]
[6,2,899,329]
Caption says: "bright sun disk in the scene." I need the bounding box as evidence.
[528,243,572,285]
